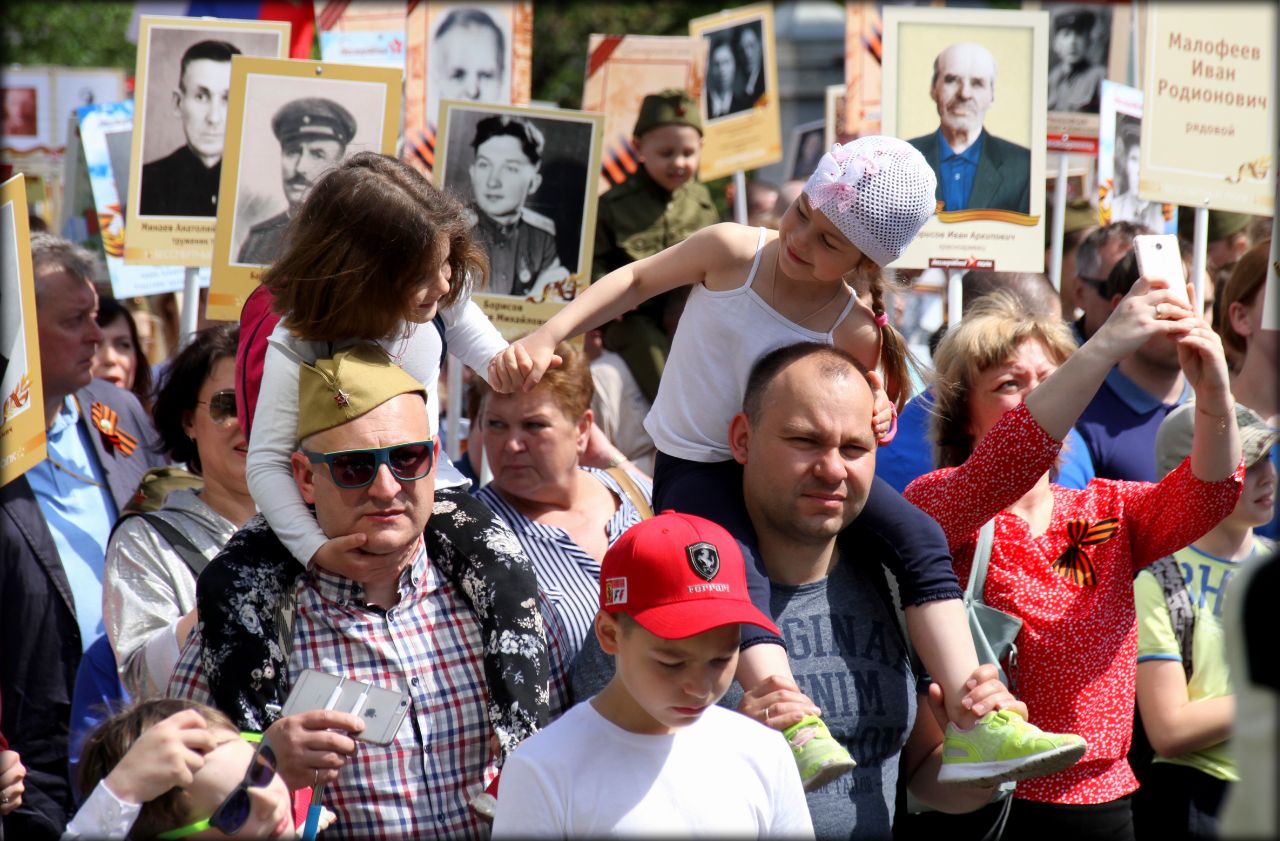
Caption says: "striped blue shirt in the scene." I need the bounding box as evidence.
[477,468,651,652]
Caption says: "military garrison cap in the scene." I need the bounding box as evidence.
[633,89,702,137]
[297,345,425,441]
[272,97,357,147]
[1177,208,1250,244]
[1054,10,1096,33]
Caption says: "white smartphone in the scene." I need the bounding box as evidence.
[279,669,412,745]
[1132,234,1191,307]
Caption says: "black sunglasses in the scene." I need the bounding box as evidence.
[195,389,238,425]
[303,439,436,489]
[156,738,276,839]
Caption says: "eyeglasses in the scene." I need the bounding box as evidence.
[302,439,436,489]
[156,733,276,840]
[195,389,238,425]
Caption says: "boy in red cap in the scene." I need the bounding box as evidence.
[491,511,813,837]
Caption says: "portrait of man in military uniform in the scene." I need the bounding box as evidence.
[138,40,240,217]
[464,114,568,298]
[1047,7,1110,114]
[236,97,356,265]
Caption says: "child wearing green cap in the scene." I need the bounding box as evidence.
[593,88,721,404]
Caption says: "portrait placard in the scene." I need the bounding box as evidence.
[2,67,54,152]
[1024,1,1129,154]
[208,56,402,322]
[435,100,604,338]
[1,174,47,486]
[1096,81,1175,233]
[1139,4,1275,215]
[882,6,1049,272]
[824,83,856,151]
[843,1,883,137]
[78,100,197,296]
[582,33,698,195]
[52,68,126,148]
[405,1,533,174]
[785,119,825,184]
[315,0,407,70]
[124,16,290,267]
[690,3,782,181]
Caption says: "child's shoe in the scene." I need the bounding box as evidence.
[469,774,500,821]
[938,708,1086,786]
[783,714,857,792]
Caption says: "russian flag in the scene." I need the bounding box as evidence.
[129,1,315,59]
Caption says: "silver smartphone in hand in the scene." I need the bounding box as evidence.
[280,669,412,745]
[1133,234,1191,307]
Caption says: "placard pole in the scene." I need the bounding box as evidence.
[1191,204,1209,315]
[733,170,748,224]
[1049,153,1069,292]
[1129,0,1141,88]
[947,269,964,327]
[179,266,200,346]
[446,355,463,461]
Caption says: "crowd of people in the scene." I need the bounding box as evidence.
[1,82,1275,841]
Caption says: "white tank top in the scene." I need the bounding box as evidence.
[644,227,859,462]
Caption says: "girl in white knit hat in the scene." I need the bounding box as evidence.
[490,136,1084,793]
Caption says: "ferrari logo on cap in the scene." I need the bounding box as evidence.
[686,542,719,581]
[605,577,628,606]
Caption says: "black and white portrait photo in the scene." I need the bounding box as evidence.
[1047,5,1111,114]
[701,17,768,122]
[437,103,603,301]
[227,74,388,266]
[134,24,284,218]
[425,4,513,132]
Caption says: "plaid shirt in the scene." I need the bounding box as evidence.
[169,540,574,839]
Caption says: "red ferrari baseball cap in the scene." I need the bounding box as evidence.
[600,511,780,640]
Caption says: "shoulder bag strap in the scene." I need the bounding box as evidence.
[126,512,212,578]
[605,467,653,520]
[967,518,997,604]
[1150,554,1195,681]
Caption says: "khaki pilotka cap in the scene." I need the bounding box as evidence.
[1155,401,1278,479]
[296,345,426,442]
[633,89,703,137]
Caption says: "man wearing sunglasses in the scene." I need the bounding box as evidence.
[2,234,166,841]
[1071,221,1150,344]
[166,346,574,839]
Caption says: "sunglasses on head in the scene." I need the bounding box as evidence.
[156,733,276,840]
[303,439,436,489]
[196,389,239,425]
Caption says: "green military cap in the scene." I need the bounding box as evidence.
[1177,208,1250,243]
[272,97,357,147]
[1045,198,1096,248]
[633,89,702,137]
[297,345,426,442]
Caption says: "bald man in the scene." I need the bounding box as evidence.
[907,42,1030,214]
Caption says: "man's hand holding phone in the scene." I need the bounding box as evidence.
[266,709,364,791]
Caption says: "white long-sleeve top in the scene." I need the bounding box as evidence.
[246,299,507,566]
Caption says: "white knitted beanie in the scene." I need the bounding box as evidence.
[802,136,937,267]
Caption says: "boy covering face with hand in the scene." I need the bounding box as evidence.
[491,511,814,838]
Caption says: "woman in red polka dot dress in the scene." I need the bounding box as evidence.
[905,282,1243,840]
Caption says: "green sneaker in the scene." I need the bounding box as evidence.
[783,715,857,792]
[938,709,1087,786]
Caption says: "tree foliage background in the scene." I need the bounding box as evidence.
[3,2,728,106]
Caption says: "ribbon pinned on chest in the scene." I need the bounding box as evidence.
[91,401,139,456]
[1052,517,1120,587]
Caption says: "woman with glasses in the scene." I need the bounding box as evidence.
[103,324,255,699]
[65,698,314,840]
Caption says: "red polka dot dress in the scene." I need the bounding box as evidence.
[905,403,1242,805]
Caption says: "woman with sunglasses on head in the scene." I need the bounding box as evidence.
[65,698,327,839]
[103,324,256,700]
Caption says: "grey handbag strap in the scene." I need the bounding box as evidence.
[966,518,997,604]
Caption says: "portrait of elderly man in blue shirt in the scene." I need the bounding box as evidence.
[908,42,1031,214]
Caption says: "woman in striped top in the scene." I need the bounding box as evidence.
[474,342,652,651]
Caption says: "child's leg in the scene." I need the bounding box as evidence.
[428,487,552,760]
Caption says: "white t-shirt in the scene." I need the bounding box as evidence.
[492,699,814,838]
[245,299,507,565]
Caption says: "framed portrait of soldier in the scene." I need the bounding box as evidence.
[690,3,782,180]
[404,1,533,174]
[581,33,698,194]
[882,5,1049,272]
[124,16,290,268]
[1096,81,1176,234]
[435,100,604,339]
[207,56,401,322]
[1,174,47,486]
[2,67,53,152]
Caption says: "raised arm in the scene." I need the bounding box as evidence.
[487,223,744,392]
